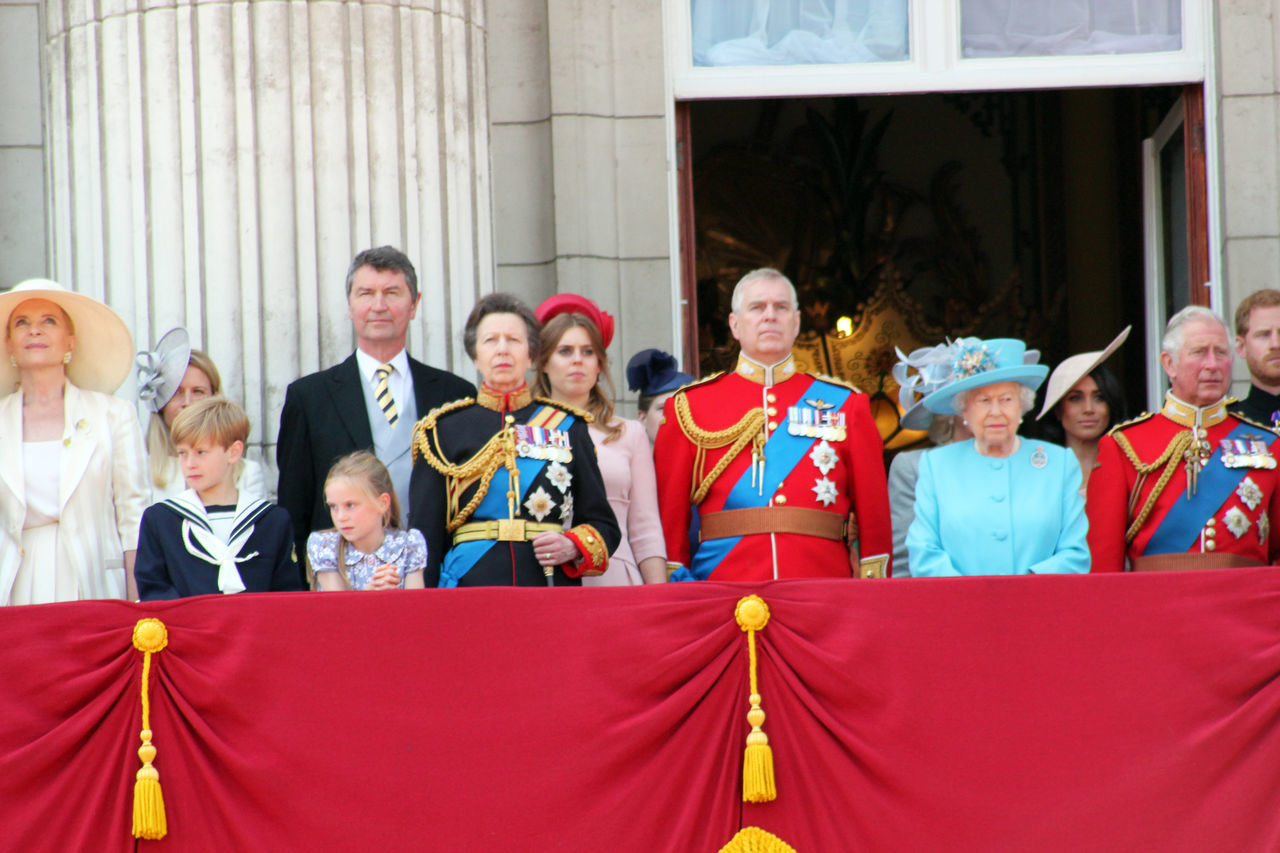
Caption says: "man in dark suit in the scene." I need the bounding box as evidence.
[277,246,474,577]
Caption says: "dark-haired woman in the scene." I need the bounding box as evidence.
[1035,328,1130,497]
[408,293,620,587]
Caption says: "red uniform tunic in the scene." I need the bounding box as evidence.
[1087,394,1280,572]
[654,352,892,581]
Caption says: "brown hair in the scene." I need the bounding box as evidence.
[1234,289,1280,337]
[148,350,225,487]
[321,451,401,589]
[462,293,541,362]
[170,396,249,449]
[534,313,622,444]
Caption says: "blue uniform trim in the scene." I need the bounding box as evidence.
[439,408,574,588]
[680,379,851,581]
[1144,421,1255,556]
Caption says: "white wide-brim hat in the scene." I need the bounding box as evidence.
[922,338,1048,415]
[0,279,135,394]
[136,327,192,413]
[1036,326,1131,420]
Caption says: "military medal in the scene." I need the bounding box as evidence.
[1220,434,1276,470]
[788,404,847,442]
[514,425,573,462]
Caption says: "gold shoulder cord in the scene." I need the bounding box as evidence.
[1113,430,1193,544]
[673,390,767,504]
[412,402,521,532]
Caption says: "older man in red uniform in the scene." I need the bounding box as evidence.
[654,268,892,581]
[1088,305,1280,572]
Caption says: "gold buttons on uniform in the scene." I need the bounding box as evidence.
[1205,539,1217,551]
[766,393,777,403]
[775,495,787,505]
[767,407,778,416]
[769,422,778,431]
[1204,527,1216,539]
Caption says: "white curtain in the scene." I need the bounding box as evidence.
[961,0,1181,57]
[691,0,909,66]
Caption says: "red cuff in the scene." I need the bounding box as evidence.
[563,525,609,577]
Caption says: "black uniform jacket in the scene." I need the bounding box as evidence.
[409,387,621,587]
[276,352,474,564]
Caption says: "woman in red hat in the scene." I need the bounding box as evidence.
[534,294,668,584]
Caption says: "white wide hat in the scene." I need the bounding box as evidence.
[1036,326,1131,420]
[0,279,135,394]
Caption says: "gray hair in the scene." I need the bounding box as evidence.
[345,245,419,300]
[951,385,1036,416]
[1161,305,1229,367]
[730,268,798,314]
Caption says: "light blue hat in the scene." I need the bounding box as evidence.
[922,338,1047,414]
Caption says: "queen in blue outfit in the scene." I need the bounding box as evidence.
[905,338,1090,576]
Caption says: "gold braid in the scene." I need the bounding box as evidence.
[412,406,521,532]
[1113,429,1194,544]
[673,391,767,504]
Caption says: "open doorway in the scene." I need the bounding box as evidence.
[677,86,1200,449]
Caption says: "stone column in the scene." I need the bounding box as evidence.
[43,0,491,466]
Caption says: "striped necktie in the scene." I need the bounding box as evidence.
[374,363,398,425]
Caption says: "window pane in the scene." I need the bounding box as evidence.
[692,0,909,67]
[961,0,1181,58]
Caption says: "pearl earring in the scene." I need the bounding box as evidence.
[63,352,72,364]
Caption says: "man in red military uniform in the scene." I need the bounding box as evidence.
[1088,305,1280,572]
[654,268,892,581]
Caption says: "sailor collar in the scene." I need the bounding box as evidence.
[1161,392,1229,429]
[735,352,797,387]
[477,383,533,412]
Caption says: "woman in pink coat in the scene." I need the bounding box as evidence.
[534,295,667,584]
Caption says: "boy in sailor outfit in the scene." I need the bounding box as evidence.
[135,398,302,599]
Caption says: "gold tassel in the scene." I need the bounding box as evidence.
[131,618,169,840]
[717,826,798,853]
[735,595,776,803]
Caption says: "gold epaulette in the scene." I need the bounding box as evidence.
[1105,410,1155,437]
[808,372,863,394]
[412,398,475,463]
[422,396,475,429]
[534,396,594,423]
[669,371,725,397]
[1232,412,1280,436]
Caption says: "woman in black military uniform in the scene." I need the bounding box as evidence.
[409,293,619,586]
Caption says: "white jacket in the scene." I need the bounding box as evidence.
[0,383,150,602]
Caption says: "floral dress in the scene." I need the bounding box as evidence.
[306,528,427,589]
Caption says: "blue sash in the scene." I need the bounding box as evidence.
[439,409,574,587]
[1143,421,1255,556]
[681,379,851,581]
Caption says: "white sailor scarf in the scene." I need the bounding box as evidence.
[162,489,275,594]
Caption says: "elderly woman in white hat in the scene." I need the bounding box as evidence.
[136,328,266,504]
[0,279,149,604]
[1035,328,1131,497]
[906,337,1089,576]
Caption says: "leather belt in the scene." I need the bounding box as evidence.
[1130,553,1264,572]
[699,507,848,542]
[453,519,563,545]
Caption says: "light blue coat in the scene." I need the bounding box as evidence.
[906,438,1089,576]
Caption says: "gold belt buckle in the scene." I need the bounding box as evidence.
[497,519,526,541]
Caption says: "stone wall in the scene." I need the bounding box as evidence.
[1218,0,1280,393]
